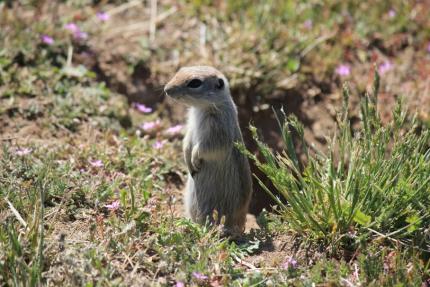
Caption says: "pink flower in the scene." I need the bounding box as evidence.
[353,263,359,280]
[335,64,351,77]
[378,60,393,75]
[175,282,185,287]
[133,103,152,113]
[15,148,32,156]
[303,19,313,29]
[140,120,161,131]
[153,140,167,149]
[165,124,183,135]
[96,12,110,21]
[89,159,103,167]
[282,257,298,270]
[105,200,120,211]
[41,35,54,45]
[64,23,88,40]
[64,23,79,33]
[74,31,88,40]
[192,272,208,280]
[388,9,396,18]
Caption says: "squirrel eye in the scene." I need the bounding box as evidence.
[217,78,224,89]
[187,79,203,88]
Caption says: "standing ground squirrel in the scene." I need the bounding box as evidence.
[164,66,252,235]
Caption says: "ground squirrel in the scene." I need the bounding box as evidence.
[164,66,252,235]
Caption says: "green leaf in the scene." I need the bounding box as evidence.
[287,58,300,72]
[353,210,371,226]
[405,214,421,233]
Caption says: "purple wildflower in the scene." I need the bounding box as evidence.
[64,23,79,33]
[89,159,103,167]
[133,103,152,113]
[15,148,32,156]
[303,19,313,29]
[175,282,185,287]
[335,64,351,77]
[41,35,54,45]
[105,200,120,211]
[74,31,88,40]
[282,257,298,270]
[378,60,393,75]
[153,140,167,149]
[140,120,161,131]
[96,12,110,21]
[192,272,208,280]
[388,9,396,18]
[64,23,88,40]
[165,124,183,135]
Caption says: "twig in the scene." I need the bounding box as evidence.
[105,0,142,17]
[131,261,140,276]
[340,277,357,287]
[240,260,258,270]
[66,45,73,67]
[224,66,263,78]
[0,136,19,141]
[149,0,157,43]
[279,241,288,251]
[102,6,177,40]
[66,239,91,244]
[367,227,430,253]
[199,23,207,57]
[365,227,404,246]
[276,73,298,89]
[153,6,178,27]
[300,32,336,58]
[232,255,257,270]
[122,252,135,269]
[5,197,27,229]
[44,192,68,222]
[243,267,287,273]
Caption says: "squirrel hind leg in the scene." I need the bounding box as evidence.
[221,208,247,238]
[219,225,246,242]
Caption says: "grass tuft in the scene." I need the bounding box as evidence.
[243,72,430,251]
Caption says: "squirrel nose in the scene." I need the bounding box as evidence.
[164,85,178,96]
[164,86,172,94]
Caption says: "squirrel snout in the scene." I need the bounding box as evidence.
[164,84,178,97]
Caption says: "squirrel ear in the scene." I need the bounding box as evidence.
[216,78,224,89]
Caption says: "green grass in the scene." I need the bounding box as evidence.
[245,73,430,242]
[240,73,430,283]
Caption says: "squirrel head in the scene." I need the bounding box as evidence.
[164,66,230,107]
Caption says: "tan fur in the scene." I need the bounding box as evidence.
[164,66,253,235]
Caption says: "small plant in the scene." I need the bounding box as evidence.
[242,71,430,250]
